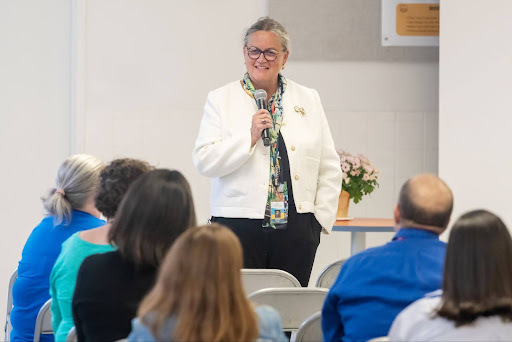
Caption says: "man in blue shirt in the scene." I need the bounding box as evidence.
[322,174,453,342]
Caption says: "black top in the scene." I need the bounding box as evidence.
[278,133,295,209]
[72,251,157,342]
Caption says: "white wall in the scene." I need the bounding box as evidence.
[79,0,269,225]
[1,5,440,329]
[439,0,512,232]
[0,0,72,323]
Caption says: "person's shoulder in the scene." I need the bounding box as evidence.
[52,233,80,268]
[80,250,120,271]
[128,317,156,342]
[255,305,287,342]
[61,232,80,250]
[345,243,393,265]
[389,294,442,340]
[286,79,318,96]
[331,244,396,285]
[31,216,54,234]
[403,292,442,316]
[68,210,105,229]
[21,216,56,253]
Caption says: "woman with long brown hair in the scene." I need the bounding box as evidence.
[389,209,512,341]
[128,224,287,342]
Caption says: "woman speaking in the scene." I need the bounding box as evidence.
[193,17,342,286]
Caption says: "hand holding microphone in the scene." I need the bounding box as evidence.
[251,89,272,147]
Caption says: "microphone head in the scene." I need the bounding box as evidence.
[254,89,267,101]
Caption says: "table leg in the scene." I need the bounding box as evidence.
[351,232,366,255]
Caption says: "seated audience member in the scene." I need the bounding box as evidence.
[72,169,196,342]
[128,224,288,342]
[50,158,153,342]
[322,174,453,342]
[389,209,512,341]
[10,154,105,342]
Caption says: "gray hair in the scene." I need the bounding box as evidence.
[42,154,104,226]
[243,17,290,52]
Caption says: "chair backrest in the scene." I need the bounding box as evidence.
[33,299,52,342]
[315,259,346,288]
[65,326,77,342]
[248,288,328,331]
[294,311,322,342]
[366,337,389,342]
[241,269,301,296]
[4,268,18,342]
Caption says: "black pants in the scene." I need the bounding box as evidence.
[211,214,321,287]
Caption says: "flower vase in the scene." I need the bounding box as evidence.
[337,190,350,218]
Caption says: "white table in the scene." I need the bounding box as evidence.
[332,218,395,255]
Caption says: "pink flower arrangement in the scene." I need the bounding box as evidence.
[337,150,379,204]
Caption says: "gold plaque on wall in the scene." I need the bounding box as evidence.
[396,3,439,36]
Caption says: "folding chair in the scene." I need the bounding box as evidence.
[4,268,17,341]
[241,269,301,296]
[293,311,322,342]
[367,337,389,342]
[65,326,77,342]
[248,287,328,339]
[33,299,52,342]
[315,259,346,288]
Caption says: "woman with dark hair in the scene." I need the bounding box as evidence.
[128,224,287,342]
[389,209,512,341]
[72,169,196,342]
[11,154,105,342]
[50,158,153,341]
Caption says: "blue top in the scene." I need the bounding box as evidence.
[127,305,288,342]
[50,232,115,342]
[321,228,446,342]
[10,210,105,342]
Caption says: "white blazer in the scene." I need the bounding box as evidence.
[192,79,342,233]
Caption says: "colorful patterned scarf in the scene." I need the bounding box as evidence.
[242,72,288,228]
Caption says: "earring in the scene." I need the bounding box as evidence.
[282,65,286,70]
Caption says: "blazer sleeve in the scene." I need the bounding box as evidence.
[192,91,255,178]
[312,89,342,233]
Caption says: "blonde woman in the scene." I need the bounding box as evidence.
[128,224,287,342]
[50,158,153,342]
[11,154,104,342]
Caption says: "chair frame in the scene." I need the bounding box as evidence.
[33,298,52,342]
[315,259,346,288]
[4,268,17,342]
[293,311,322,342]
[65,326,77,342]
[248,287,328,332]
[241,269,301,296]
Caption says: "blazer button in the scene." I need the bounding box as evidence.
[294,175,299,180]
[291,146,296,151]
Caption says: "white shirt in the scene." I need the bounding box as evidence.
[389,292,512,341]
[192,79,342,232]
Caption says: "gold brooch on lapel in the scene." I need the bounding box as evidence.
[294,106,306,116]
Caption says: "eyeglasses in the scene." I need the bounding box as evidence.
[246,46,280,61]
